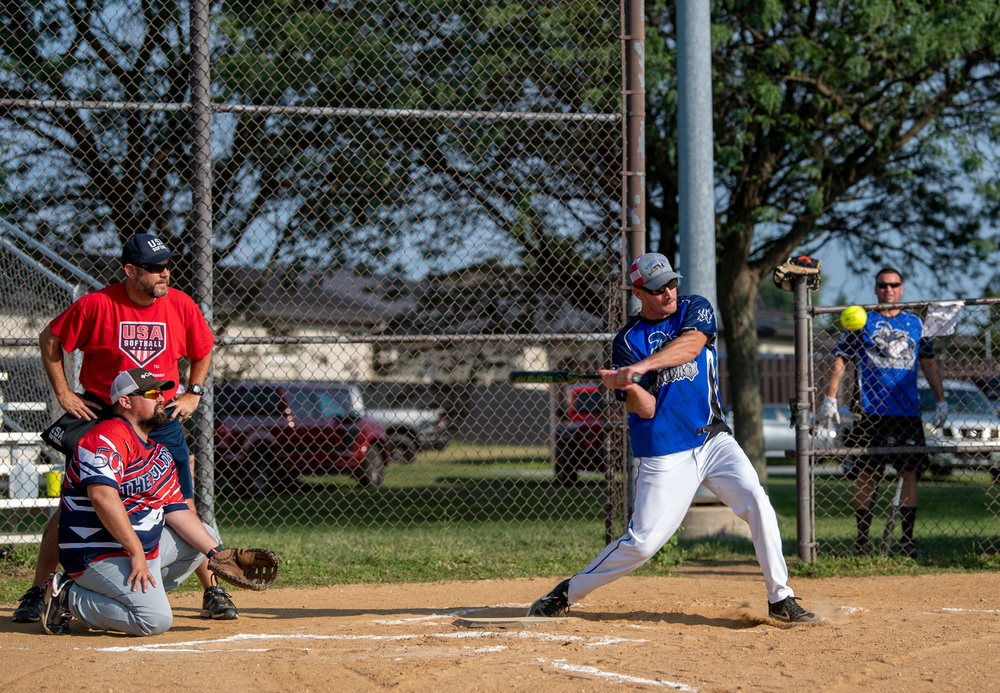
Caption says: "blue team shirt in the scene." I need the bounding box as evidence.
[833,310,933,417]
[611,295,726,457]
[58,416,188,577]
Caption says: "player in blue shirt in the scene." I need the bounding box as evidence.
[528,253,818,623]
[819,268,946,557]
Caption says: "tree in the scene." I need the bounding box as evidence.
[0,0,624,326]
[644,0,1000,471]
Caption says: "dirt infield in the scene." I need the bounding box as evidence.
[3,563,999,692]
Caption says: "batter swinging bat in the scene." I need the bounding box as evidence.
[508,370,642,385]
[880,475,904,557]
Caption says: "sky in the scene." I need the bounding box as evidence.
[813,238,992,307]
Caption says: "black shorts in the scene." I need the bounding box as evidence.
[843,414,928,477]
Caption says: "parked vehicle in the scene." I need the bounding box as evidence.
[971,375,1000,416]
[214,381,391,494]
[553,385,609,486]
[726,403,844,461]
[918,378,1000,479]
[364,396,453,464]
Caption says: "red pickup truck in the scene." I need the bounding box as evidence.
[554,385,609,486]
[214,382,390,495]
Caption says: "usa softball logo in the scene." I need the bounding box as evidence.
[119,321,167,367]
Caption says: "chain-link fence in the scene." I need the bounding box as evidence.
[806,297,1000,562]
[0,1,633,565]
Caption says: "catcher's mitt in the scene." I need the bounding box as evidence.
[208,548,279,591]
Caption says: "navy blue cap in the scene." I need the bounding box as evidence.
[121,234,180,266]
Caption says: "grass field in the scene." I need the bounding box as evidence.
[3,443,998,604]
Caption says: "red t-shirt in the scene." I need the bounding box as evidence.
[48,282,215,405]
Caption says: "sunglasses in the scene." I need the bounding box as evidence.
[133,262,170,274]
[130,389,163,400]
[876,282,902,289]
[637,278,679,295]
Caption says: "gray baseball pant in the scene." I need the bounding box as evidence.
[66,523,220,636]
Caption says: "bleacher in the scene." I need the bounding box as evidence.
[0,371,58,544]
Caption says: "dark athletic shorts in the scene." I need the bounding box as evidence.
[843,413,928,478]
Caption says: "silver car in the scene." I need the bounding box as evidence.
[918,378,1000,479]
[727,403,841,461]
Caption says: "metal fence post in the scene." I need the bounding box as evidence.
[189,0,215,526]
[792,277,815,563]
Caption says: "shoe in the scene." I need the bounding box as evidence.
[899,538,918,559]
[853,535,872,557]
[42,573,74,635]
[12,585,45,623]
[768,596,821,623]
[201,585,239,620]
[527,578,570,617]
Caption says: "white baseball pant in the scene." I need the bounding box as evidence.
[567,432,794,605]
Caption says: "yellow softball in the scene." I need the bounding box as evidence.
[841,305,867,331]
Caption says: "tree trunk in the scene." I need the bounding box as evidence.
[717,241,767,483]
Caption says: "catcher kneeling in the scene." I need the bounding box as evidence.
[42,368,277,637]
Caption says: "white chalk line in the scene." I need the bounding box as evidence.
[539,658,698,691]
[941,608,1000,614]
[95,631,647,653]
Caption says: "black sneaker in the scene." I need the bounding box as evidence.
[201,585,239,620]
[12,585,45,623]
[854,535,872,557]
[768,596,821,623]
[899,538,918,559]
[42,573,74,635]
[527,578,570,617]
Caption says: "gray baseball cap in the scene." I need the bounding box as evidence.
[110,367,175,403]
[629,253,682,291]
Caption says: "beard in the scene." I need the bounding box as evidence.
[133,272,169,299]
[141,407,168,432]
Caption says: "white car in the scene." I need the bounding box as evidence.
[918,378,1000,479]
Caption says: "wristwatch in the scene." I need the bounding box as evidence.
[188,383,205,397]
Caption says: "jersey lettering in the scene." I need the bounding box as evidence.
[119,321,167,366]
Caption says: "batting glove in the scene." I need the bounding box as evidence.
[817,396,840,426]
[932,400,949,428]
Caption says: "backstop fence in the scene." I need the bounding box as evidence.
[0,0,636,568]
[800,289,1000,564]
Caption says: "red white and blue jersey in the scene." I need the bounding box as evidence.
[612,295,726,457]
[58,416,188,577]
[833,310,933,418]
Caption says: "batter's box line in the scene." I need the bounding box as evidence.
[95,631,648,654]
[940,607,1000,614]
[372,603,574,625]
[538,658,698,691]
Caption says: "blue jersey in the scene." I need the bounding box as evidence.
[833,310,933,417]
[58,416,188,577]
[611,295,726,457]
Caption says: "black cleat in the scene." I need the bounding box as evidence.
[768,596,821,623]
[12,585,45,623]
[42,573,74,635]
[527,578,571,617]
[899,538,918,559]
[201,585,239,620]
[854,535,872,557]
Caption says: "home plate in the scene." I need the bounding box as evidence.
[454,616,571,628]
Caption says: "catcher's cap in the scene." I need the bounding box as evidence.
[121,233,180,266]
[110,367,175,403]
[630,252,682,291]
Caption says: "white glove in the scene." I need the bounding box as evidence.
[932,400,949,428]
[817,396,840,426]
